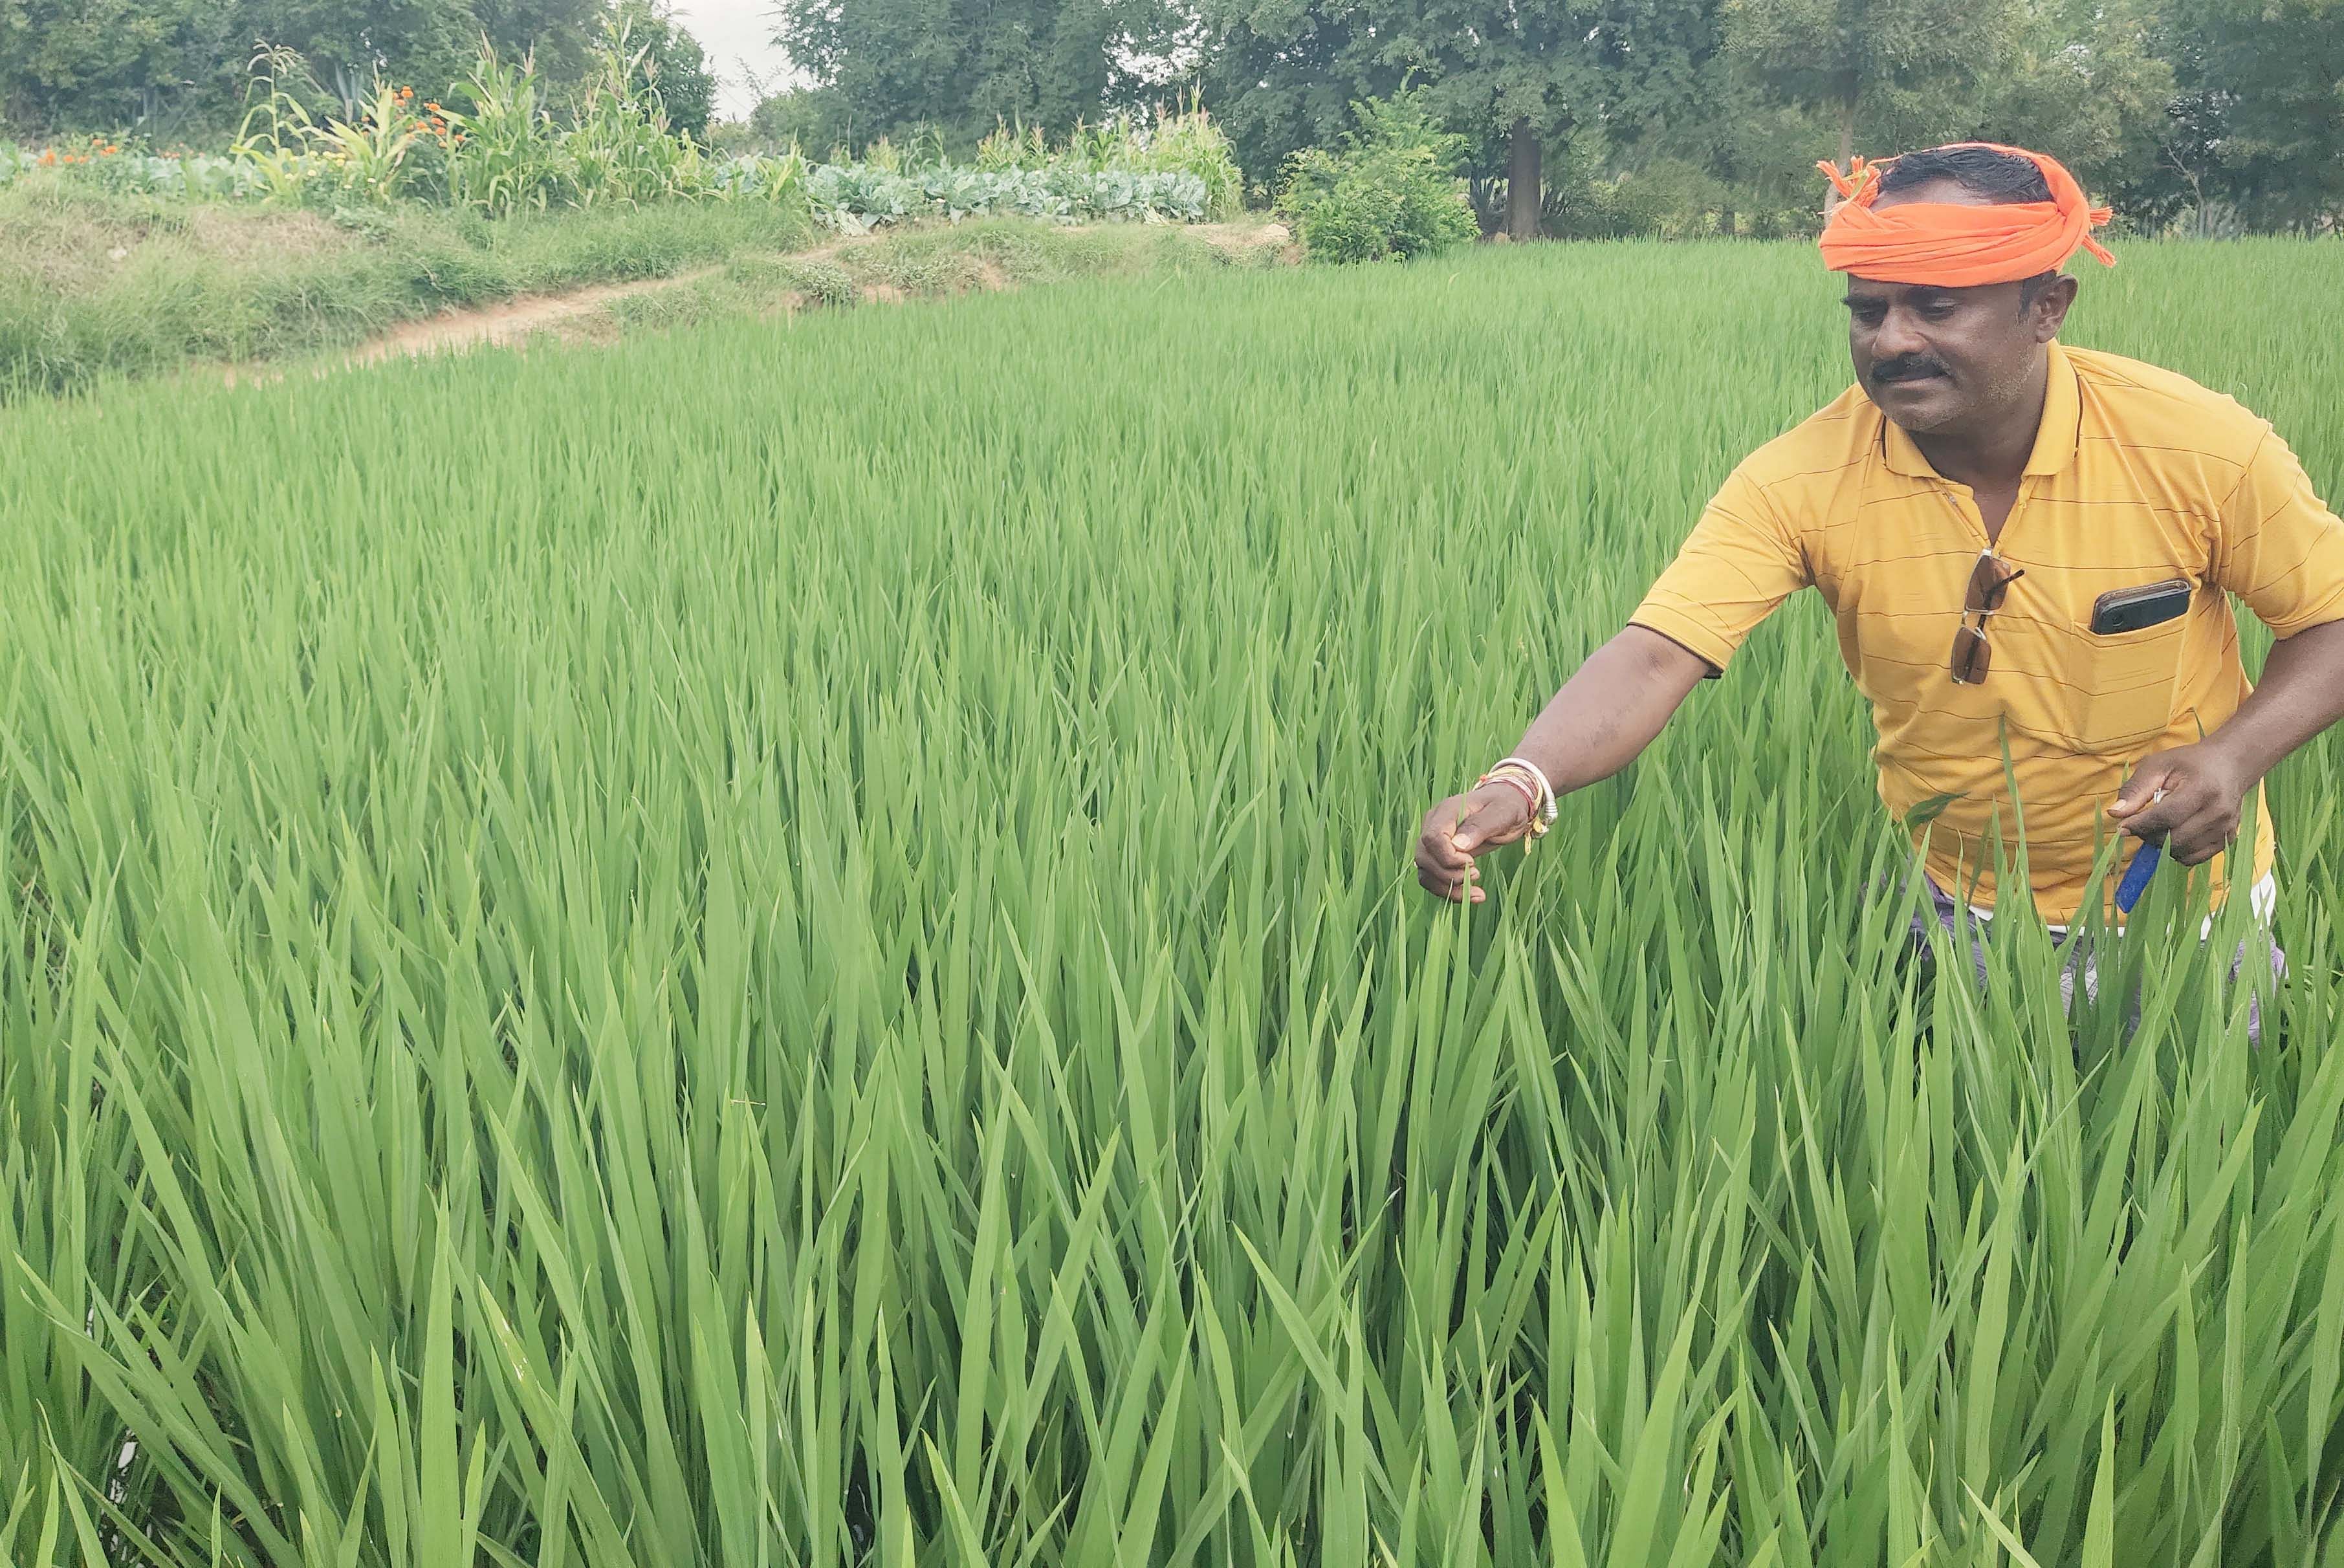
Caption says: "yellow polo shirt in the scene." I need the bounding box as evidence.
[1631,341,2344,924]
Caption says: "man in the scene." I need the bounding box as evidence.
[1415,143,2344,969]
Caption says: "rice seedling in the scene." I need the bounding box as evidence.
[2,237,2341,1565]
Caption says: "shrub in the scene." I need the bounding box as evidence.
[1275,94,1478,263]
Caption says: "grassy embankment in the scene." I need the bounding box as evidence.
[597,220,1288,336]
[1,182,1287,400]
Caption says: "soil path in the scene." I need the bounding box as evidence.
[347,267,729,365]
[346,221,1290,366]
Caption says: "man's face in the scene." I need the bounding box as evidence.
[1843,179,2072,435]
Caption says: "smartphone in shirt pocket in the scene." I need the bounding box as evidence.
[2072,577,2195,749]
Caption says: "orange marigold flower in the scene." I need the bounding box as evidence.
[426,102,441,113]
[104,145,119,155]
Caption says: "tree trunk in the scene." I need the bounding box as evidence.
[1507,118,1540,243]
[1719,204,1735,238]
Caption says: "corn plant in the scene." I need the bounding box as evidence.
[308,80,426,203]
[710,147,807,204]
[976,118,1051,171]
[1135,94,1245,220]
[229,51,328,204]
[562,10,708,208]
[443,45,565,216]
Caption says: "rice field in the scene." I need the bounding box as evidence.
[5,238,2344,1566]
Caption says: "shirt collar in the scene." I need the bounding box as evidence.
[1879,340,2081,480]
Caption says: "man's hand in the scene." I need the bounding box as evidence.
[1410,626,1710,907]
[2107,742,2258,866]
[1414,784,1535,903]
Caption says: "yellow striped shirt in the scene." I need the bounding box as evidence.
[1630,340,2344,924]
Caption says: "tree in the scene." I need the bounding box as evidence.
[1636,56,1838,234]
[1361,0,1608,239]
[1964,0,2171,195]
[0,0,507,133]
[2103,23,2228,232]
[0,0,226,131]
[1566,0,1789,234]
[0,0,666,137]
[2161,0,2344,230]
[239,0,606,110]
[1722,0,2020,172]
[750,84,855,153]
[1198,0,1798,235]
[469,0,610,81]
[1194,0,1386,189]
[239,0,481,109]
[775,0,1167,150]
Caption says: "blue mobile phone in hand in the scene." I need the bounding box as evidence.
[2115,840,2161,915]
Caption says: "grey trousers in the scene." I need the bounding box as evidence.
[1899,871,2286,1039]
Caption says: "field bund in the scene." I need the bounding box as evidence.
[5,239,2344,1565]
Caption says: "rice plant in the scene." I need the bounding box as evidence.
[3,238,2342,1565]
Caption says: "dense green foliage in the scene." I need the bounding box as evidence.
[778,0,2338,234]
[2136,0,2344,231]
[208,30,727,214]
[5,239,2344,1564]
[1275,96,1480,262]
[14,0,2339,232]
[0,50,1240,298]
[0,0,611,137]
[768,0,1183,151]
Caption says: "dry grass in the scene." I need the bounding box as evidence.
[0,187,346,294]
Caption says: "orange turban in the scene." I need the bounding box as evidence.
[1815,143,2116,287]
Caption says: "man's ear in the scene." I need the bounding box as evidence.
[2032,274,2078,342]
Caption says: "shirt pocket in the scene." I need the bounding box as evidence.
[2066,591,2194,752]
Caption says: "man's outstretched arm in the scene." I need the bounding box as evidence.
[2110,617,2344,865]
[1414,626,1713,903]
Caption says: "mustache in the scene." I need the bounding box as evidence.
[1872,356,1949,383]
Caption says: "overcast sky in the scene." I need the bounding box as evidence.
[667,0,802,120]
